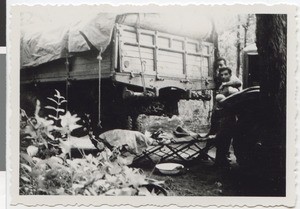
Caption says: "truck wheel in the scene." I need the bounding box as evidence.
[123,115,133,130]
[164,99,179,116]
[132,115,144,133]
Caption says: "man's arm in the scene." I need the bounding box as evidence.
[222,75,242,88]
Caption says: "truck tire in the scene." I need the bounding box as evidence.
[131,114,145,133]
[121,115,133,130]
[116,114,144,133]
[165,100,179,116]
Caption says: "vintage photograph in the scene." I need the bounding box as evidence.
[9,5,296,207]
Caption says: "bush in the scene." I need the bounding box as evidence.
[19,90,168,196]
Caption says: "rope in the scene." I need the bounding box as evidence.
[97,49,103,128]
[136,13,147,93]
[65,56,70,112]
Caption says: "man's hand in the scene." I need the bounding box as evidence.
[219,82,227,90]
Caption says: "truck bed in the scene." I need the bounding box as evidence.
[114,24,215,91]
[21,24,215,91]
[20,49,112,83]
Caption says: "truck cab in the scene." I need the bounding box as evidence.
[242,43,260,88]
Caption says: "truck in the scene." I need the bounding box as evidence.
[20,13,216,133]
[242,43,260,88]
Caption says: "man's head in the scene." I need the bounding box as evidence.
[216,57,227,69]
[219,67,232,82]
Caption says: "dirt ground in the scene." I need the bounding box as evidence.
[72,102,284,196]
[140,157,283,196]
[142,160,223,196]
[136,111,284,197]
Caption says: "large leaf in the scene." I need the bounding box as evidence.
[20,163,32,173]
[56,187,65,195]
[137,187,152,196]
[72,183,85,195]
[48,115,59,121]
[54,89,65,100]
[87,187,98,196]
[20,152,33,164]
[47,97,59,105]
[93,179,106,188]
[128,173,148,188]
[116,155,134,166]
[66,159,80,170]
[59,100,67,105]
[56,108,65,113]
[49,156,64,165]
[36,116,54,126]
[45,106,65,114]
[59,111,82,134]
[105,175,118,185]
[45,169,59,179]
[92,170,105,180]
[26,145,39,157]
[20,176,31,183]
[108,163,122,175]
[59,139,74,157]
[44,106,57,111]
[32,157,42,164]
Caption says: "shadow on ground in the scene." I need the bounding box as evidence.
[139,157,285,196]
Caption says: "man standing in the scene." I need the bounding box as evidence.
[209,58,242,133]
[214,59,242,168]
[205,58,242,168]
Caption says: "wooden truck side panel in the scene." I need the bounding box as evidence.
[114,24,215,91]
[21,48,113,84]
[117,24,213,78]
[21,24,215,92]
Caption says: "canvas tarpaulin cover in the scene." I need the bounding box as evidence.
[21,13,212,69]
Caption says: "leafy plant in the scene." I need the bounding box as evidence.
[20,90,169,196]
[45,89,67,126]
[20,90,82,159]
[20,147,168,195]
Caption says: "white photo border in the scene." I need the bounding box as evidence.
[7,4,297,207]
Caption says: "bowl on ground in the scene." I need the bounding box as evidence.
[155,163,184,175]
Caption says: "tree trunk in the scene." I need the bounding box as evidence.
[236,15,241,77]
[256,14,286,195]
[243,15,250,48]
[209,19,220,74]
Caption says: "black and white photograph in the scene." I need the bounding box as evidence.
[8,4,296,207]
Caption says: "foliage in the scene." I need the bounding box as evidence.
[20,148,167,196]
[20,90,168,196]
[20,90,78,159]
[217,14,256,76]
[45,89,67,125]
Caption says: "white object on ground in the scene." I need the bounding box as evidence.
[155,163,184,175]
